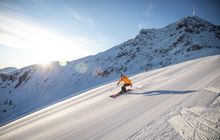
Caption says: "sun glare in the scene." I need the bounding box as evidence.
[40,61,51,68]
[0,16,93,67]
[59,61,67,66]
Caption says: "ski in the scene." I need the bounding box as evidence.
[110,89,132,98]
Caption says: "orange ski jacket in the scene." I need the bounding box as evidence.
[117,76,132,85]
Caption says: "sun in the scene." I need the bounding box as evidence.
[34,52,55,68]
[40,61,51,67]
[38,59,51,68]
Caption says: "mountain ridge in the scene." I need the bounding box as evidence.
[0,67,17,74]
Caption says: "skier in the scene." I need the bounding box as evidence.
[117,74,132,94]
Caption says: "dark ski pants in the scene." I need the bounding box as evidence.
[121,84,131,93]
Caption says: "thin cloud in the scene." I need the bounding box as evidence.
[144,4,153,17]
[88,18,95,26]
[72,12,83,21]
[65,6,95,26]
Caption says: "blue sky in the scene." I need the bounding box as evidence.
[0,0,220,68]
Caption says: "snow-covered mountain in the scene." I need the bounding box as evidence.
[0,67,17,74]
[0,16,220,125]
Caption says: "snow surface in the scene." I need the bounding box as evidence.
[0,55,220,140]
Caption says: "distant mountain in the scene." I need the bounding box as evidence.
[0,16,220,125]
[0,67,17,74]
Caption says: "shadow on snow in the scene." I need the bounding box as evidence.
[128,90,197,96]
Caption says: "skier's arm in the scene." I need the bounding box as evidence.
[117,79,122,85]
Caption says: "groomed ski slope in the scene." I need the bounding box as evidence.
[0,55,220,140]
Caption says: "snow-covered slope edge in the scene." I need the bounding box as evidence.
[0,16,220,125]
